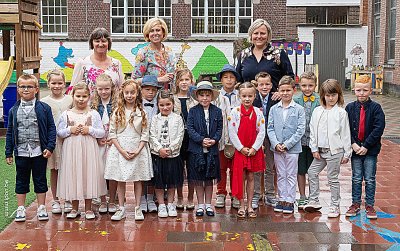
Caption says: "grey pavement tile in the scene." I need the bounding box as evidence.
[276,232,319,243]
[313,232,356,244]
[184,242,223,251]
[167,232,205,243]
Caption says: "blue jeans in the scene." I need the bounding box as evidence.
[351,155,377,206]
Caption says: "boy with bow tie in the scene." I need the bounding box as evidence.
[5,74,56,222]
[293,72,320,209]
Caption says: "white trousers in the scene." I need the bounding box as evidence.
[274,152,299,203]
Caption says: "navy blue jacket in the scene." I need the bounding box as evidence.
[345,99,385,156]
[187,104,223,155]
[5,100,57,158]
[236,44,294,92]
[253,91,278,127]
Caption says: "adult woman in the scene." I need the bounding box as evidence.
[70,28,124,95]
[132,17,175,90]
[236,19,294,92]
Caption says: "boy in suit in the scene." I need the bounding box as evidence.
[293,72,320,209]
[6,74,56,222]
[252,72,279,209]
[267,76,305,214]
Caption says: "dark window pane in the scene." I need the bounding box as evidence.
[239,18,251,33]
[328,7,347,24]
[165,8,171,16]
[112,18,124,33]
[388,40,395,60]
[246,8,251,16]
[62,7,67,15]
[199,7,204,16]
[306,7,326,24]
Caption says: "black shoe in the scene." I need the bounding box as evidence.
[206,207,215,216]
[196,208,204,217]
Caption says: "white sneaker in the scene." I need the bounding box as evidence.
[167,204,177,217]
[303,200,322,213]
[158,204,168,218]
[232,197,240,209]
[15,206,26,222]
[265,196,278,207]
[327,206,340,218]
[98,202,108,213]
[92,197,101,205]
[108,203,117,213]
[111,207,126,221]
[51,201,62,214]
[215,194,226,208]
[37,205,49,221]
[66,210,81,219]
[147,200,158,213]
[140,198,148,213]
[64,201,73,213]
[252,196,260,209]
[135,206,144,221]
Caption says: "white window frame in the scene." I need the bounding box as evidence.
[387,0,396,64]
[191,0,253,37]
[110,0,172,36]
[373,0,381,66]
[41,0,68,36]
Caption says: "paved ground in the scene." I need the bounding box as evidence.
[0,92,399,250]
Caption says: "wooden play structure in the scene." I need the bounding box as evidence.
[0,0,42,95]
[350,65,384,94]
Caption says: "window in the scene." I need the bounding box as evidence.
[373,0,381,65]
[192,0,252,36]
[111,0,171,35]
[306,7,348,25]
[387,0,396,63]
[41,0,68,35]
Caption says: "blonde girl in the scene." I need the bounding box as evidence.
[173,69,198,209]
[304,79,351,218]
[41,69,73,214]
[104,80,153,221]
[57,82,106,220]
[91,73,118,213]
[228,82,265,218]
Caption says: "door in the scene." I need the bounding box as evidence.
[313,29,346,88]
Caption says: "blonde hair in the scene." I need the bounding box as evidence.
[47,69,66,83]
[174,68,194,95]
[143,17,168,42]
[235,81,257,94]
[299,71,317,84]
[319,79,344,107]
[17,74,38,87]
[91,73,117,110]
[255,72,271,82]
[71,82,90,108]
[248,19,272,44]
[114,79,147,130]
[355,75,372,85]
[278,76,295,89]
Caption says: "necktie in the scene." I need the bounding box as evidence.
[144,103,154,107]
[21,101,34,107]
[303,95,315,102]
[225,92,234,105]
[358,104,365,141]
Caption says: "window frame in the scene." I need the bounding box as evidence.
[110,0,172,36]
[191,0,253,37]
[40,0,68,36]
[306,6,349,25]
[387,0,396,64]
[373,0,381,66]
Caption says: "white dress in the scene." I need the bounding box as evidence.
[104,108,153,182]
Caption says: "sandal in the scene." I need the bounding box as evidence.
[205,207,215,216]
[237,209,246,218]
[195,207,204,217]
[186,203,195,210]
[247,209,257,218]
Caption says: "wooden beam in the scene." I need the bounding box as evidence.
[15,23,23,78]
[21,12,37,23]
[20,1,38,14]
[2,30,11,60]
[22,61,40,70]
[22,24,39,31]
[0,14,19,23]
[0,3,19,12]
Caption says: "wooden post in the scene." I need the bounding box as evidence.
[2,30,11,61]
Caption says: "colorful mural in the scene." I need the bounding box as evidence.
[53,41,74,68]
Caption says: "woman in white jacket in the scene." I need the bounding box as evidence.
[303,79,351,218]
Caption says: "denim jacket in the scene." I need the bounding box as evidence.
[97,101,112,118]
[5,100,56,158]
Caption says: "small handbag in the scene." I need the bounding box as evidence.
[224,143,235,159]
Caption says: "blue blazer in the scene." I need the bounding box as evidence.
[267,101,306,154]
[253,91,278,127]
[187,104,223,155]
[5,100,56,158]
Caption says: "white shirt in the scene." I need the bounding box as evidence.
[277,100,296,121]
[203,109,210,153]
[220,88,241,108]
[317,109,329,148]
[143,98,158,122]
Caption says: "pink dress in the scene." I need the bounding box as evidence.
[56,109,107,200]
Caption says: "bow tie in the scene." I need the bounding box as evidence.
[21,101,34,107]
[303,95,315,102]
[144,103,154,107]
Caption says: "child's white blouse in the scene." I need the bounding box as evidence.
[57,110,105,139]
[227,106,266,151]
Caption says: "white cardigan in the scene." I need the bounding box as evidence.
[309,104,352,159]
[227,106,266,151]
[149,112,184,157]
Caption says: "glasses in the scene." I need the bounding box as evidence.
[18,85,36,90]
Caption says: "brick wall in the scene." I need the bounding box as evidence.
[286,7,306,40]
[68,0,110,40]
[254,0,287,39]
[348,6,360,24]
[172,0,191,39]
[359,0,369,25]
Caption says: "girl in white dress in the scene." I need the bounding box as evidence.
[57,82,106,220]
[105,80,153,221]
[41,70,73,214]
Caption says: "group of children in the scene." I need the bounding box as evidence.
[6,64,385,222]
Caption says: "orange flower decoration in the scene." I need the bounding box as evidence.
[261,119,265,124]
[258,122,261,127]
[227,116,232,121]
[236,107,240,111]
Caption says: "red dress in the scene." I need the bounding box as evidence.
[231,105,265,200]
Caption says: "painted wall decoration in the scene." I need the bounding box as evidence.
[350,43,365,65]
[53,41,74,68]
